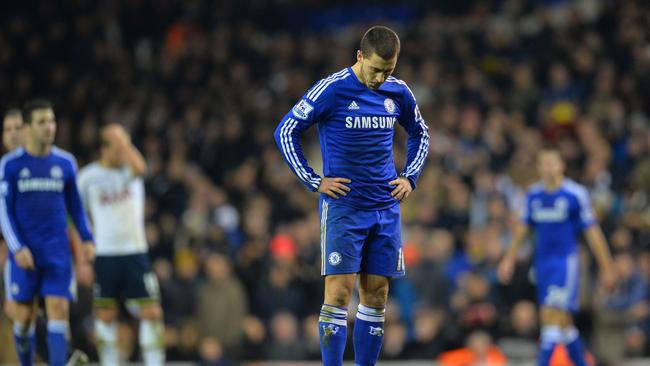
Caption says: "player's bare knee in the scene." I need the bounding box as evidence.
[45,297,69,320]
[95,307,118,322]
[140,303,163,320]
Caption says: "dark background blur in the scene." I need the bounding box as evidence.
[0,0,649,364]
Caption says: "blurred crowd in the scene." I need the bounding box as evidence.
[0,0,649,364]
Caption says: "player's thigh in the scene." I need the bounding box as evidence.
[40,259,75,301]
[93,255,123,308]
[540,306,573,327]
[364,204,405,278]
[123,253,161,304]
[6,258,39,304]
[95,306,118,322]
[324,273,357,307]
[44,296,69,320]
[319,198,371,276]
[358,273,390,307]
[535,254,580,314]
[12,299,37,325]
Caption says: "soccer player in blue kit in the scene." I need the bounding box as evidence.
[1,99,95,366]
[274,26,429,366]
[498,147,616,366]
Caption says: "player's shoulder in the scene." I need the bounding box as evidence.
[51,146,78,169]
[0,148,26,173]
[78,162,101,179]
[526,181,545,196]
[385,76,412,92]
[560,179,589,200]
[305,68,352,102]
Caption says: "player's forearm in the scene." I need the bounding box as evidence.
[120,141,147,176]
[273,118,322,192]
[504,224,529,260]
[401,130,429,189]
[586,225,614,271]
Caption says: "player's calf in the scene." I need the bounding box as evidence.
[45,297,70,366]
[354,274,389,366]
[95,305,119,366]
[137,302,165,366]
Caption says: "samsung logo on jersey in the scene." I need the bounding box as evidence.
[18,178,64,192]
[345,116,396,129]
[531,198,568,222]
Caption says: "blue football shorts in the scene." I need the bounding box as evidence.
[319,197,405,277]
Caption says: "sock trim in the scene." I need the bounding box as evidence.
[564,326,579,343]
[13,322,35,336]
[47,320,69,334]
[357,304,385,323]
[541,325,563,344]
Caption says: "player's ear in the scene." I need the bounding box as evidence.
[357,50,363,62]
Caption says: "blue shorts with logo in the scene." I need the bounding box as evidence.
[534,253,579,313]
[319,197,405,277]
[5,255,75,302]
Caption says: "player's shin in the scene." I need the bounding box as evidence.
[319,304,348,366]
[139,319,165,366]
[46,320,69,366]
[563,326,588,366]
[538,325,562,366]
[353,304,385,366]
[12,321,36,366]
[94,319,119,366]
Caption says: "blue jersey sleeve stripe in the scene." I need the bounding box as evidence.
[279,118,311,183]
[403,121,429,177]
[311,73,350,102]
[279,118,320,189]
[563,180,596,226]
[306,69,348,100]
[0,197,22,252]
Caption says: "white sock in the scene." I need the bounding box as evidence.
[95,319,119,366]
[139,320,165,366]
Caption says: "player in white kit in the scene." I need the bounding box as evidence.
[77,124,164,366]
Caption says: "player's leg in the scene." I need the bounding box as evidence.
[124,254,165,366]
[94,306,119,366]
[7,258,39,366]
[355,203,403,366]
[321,274,356,366]
[42,260,76,366]
[536,254,587,366]
[93,256,120,366]
[318,199,367,366]
[355,273,389,366]
[12,301,37,366]
[44,296,70,366]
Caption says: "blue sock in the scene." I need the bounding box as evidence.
[564,327,588,366]
[353,304,386,366]
[319,304,348,366]
[13,322,35,366]
[538,325,562,366]
[46,320,69,366]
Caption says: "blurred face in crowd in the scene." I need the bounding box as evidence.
[537,149,565,183]
[27,108,56,147]
[2,113,24,151]
[357,51,397,90]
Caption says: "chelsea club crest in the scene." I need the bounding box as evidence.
[384,98,395,114]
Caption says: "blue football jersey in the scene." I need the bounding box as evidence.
[0,147,93,263]
[274,67,429,210]
[521,179,596,263]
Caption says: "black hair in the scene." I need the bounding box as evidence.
[22,99,53,124]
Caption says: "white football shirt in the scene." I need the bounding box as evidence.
[77,162,147,255]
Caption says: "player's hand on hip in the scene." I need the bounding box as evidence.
[497,256,515,284]
[318,177,351,199]
[389,177,413,202]
[15,247,35,270]
[82,242,96,263]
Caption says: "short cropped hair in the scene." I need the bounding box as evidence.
[22,99,53,124]
[360,26,400,60]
